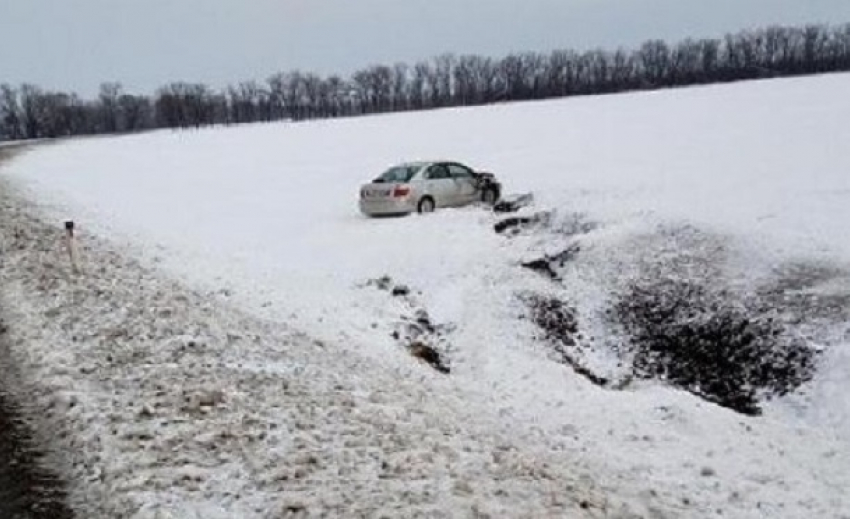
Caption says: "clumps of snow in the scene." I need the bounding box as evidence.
[407,341,451,374]
[520,243,582,280]
[543,211,601,239]
[493,211,552,236]
[391,284,410,297]
[363,274,396,292]
[521,293,609,387]
[494,210,599,239]
[492,193,534,213]
[364,275,454,374]
[394,309,454,374]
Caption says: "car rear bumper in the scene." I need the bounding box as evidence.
[359,197,416,216]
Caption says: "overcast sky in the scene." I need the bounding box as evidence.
[2,0,850,96]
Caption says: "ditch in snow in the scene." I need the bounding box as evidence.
[499,213,845,416]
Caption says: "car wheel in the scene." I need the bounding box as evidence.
[482,188,498,205]
[418,196,436,214]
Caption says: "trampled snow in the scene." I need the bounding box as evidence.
[3,73,850,517]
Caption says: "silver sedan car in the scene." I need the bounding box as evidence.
[359,161,502,217]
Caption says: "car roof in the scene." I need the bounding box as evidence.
[394,160,466,168]
[395,161,430,168]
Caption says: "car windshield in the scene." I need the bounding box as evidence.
[374,164,421,183]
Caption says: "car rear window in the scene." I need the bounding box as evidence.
[376,165,420,183]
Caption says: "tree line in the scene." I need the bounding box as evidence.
[2,22,849,141]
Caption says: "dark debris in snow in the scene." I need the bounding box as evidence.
[521,243,582,280]
[523,294,609,387]
[494,212,552,236]
[493,193,534,213]
[364,276,454,375]
[611,277,819,415]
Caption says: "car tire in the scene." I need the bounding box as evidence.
[482,187,499,205]
[418,196,436,214]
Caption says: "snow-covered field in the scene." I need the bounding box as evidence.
[2,73,850,518]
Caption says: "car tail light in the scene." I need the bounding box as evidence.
[393,185,411,197]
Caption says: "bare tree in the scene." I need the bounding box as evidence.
[0,85,23,140]
[301,73,323,118]
[228,81,265,124]
[98,82,123,132]
[154,82,217,128]
[390,63,409,112]
[410,61,430,110]
[323,75,348,117]
[638,40,672,87]
[433,54,455,106]
[18,84,46,139]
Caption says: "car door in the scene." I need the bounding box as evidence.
[446,163,479,206]
[424,164,456,207]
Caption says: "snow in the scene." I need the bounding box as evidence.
[2,73,850,517]
[1,192,623,518]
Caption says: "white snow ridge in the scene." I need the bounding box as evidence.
[2,73,850,518]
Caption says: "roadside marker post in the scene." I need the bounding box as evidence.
[64,220,79,274]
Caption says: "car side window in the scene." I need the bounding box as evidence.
[447,164,474,179]
[426,165,450,180]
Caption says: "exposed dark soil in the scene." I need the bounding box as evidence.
[408,341,451,374]
[494,212,551,235]
[365,276,453,374]
[493,193,534,213]
[521,243,582,280]
[524,295,609,387]
[0,324,74,519]
[0,397,73,519]
[611,277,819,415]
[606,227,843,415]
[396,309,453,374]
[494,210,598,239]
